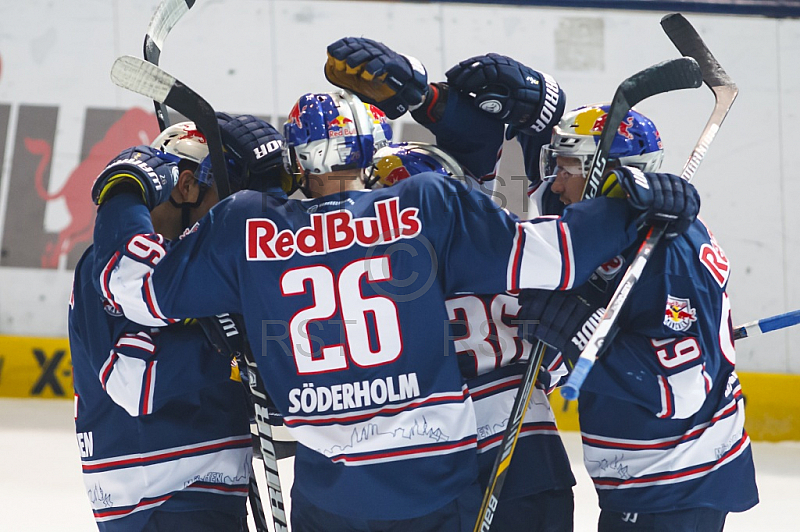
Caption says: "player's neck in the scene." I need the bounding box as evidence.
[306,170,365,198]
[150,203,182,241]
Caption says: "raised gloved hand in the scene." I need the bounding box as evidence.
[91,145,180,210]
[607,166,701,238]
[325,37,429,119]
[517,289,606,365]
[214,113,285,192]
[445,53,566,139]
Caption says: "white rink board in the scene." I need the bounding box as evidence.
[0,1,798,373]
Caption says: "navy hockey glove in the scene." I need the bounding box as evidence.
[518,289,606,366]
[608,166,701,238]
[445,53,566,139]
[198,313,247,359]
[91,145,179,210]
[214,113,286,192]
[325,37,429,119]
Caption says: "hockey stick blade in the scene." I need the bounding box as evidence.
[734,309,800,340]
[111,55,231,199]
[583,57,702,200]
[144,0,196,130]
[661,13,738,181]
[561,18,737,401]
[661,14,737,92]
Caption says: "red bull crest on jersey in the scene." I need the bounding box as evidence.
[664,295,698,332]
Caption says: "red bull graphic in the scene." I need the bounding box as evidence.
[374,154,411,187]
[1,106,160,269]
[328,115,356,138]
[367,104,388,124]
[591,112,635,139]
[664,295,697,332]
[23,108,159,268]
[617,116,634,140]
[287,102,304,128]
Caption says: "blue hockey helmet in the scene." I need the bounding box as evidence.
[283,89,393,177]
[367,142,468,188]
[539,104,664,188]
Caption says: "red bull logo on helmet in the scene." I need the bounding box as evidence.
[328,115,356,138]
[588,111,636,140]
[288,103,304,128]
[617,116,635,140]
[366,104,388,124]
[374,154,411,186]
[663,295,697,332]
[180,124,207,143]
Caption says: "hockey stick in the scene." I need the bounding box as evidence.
[111,57,287,531]
[474,56,702,532]
[561,14,738,400]
[242,349,289,532]
[143,0,196,131]
[144,6,272,526]
[110,55,231,199]
[734,309,800,340]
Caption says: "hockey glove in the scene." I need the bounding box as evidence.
[325,37,429,119]
[445,53,566,139]
[518,289,606,366]
[214,113,286,192]
[91,145,179,210]
[198,313,247,359]
[609,166,701,238]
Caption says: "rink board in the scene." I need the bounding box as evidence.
[1,334,798,441]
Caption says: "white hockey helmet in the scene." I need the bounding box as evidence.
[540,104,664,182]
[151,121,209,165]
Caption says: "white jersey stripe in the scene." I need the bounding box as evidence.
[287,399,477,467]
[515,219,569,291]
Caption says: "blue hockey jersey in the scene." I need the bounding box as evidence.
[570,220,758,514]
[70,246,253,531]
[428,85,575,502]
[91,170,641,521]
[447,293,575,500]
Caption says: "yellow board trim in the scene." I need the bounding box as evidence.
[549,371,800,442]
[0,336,73,399]
[2,335,799,441]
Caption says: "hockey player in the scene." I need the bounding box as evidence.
[87,79,700,532]
[325,36,577,531]
[70,114,287,532]
[512,105,759,531]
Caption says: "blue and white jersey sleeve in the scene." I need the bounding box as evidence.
[92,193,242,325]
[414,174,638,296]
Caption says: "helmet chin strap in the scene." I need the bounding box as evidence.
[168,187,209,232]
[299,169,315,198]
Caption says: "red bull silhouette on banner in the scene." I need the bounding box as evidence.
[1,107,159,269]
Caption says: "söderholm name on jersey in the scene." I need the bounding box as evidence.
[247,197,421,261]
[288,372,421,414]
